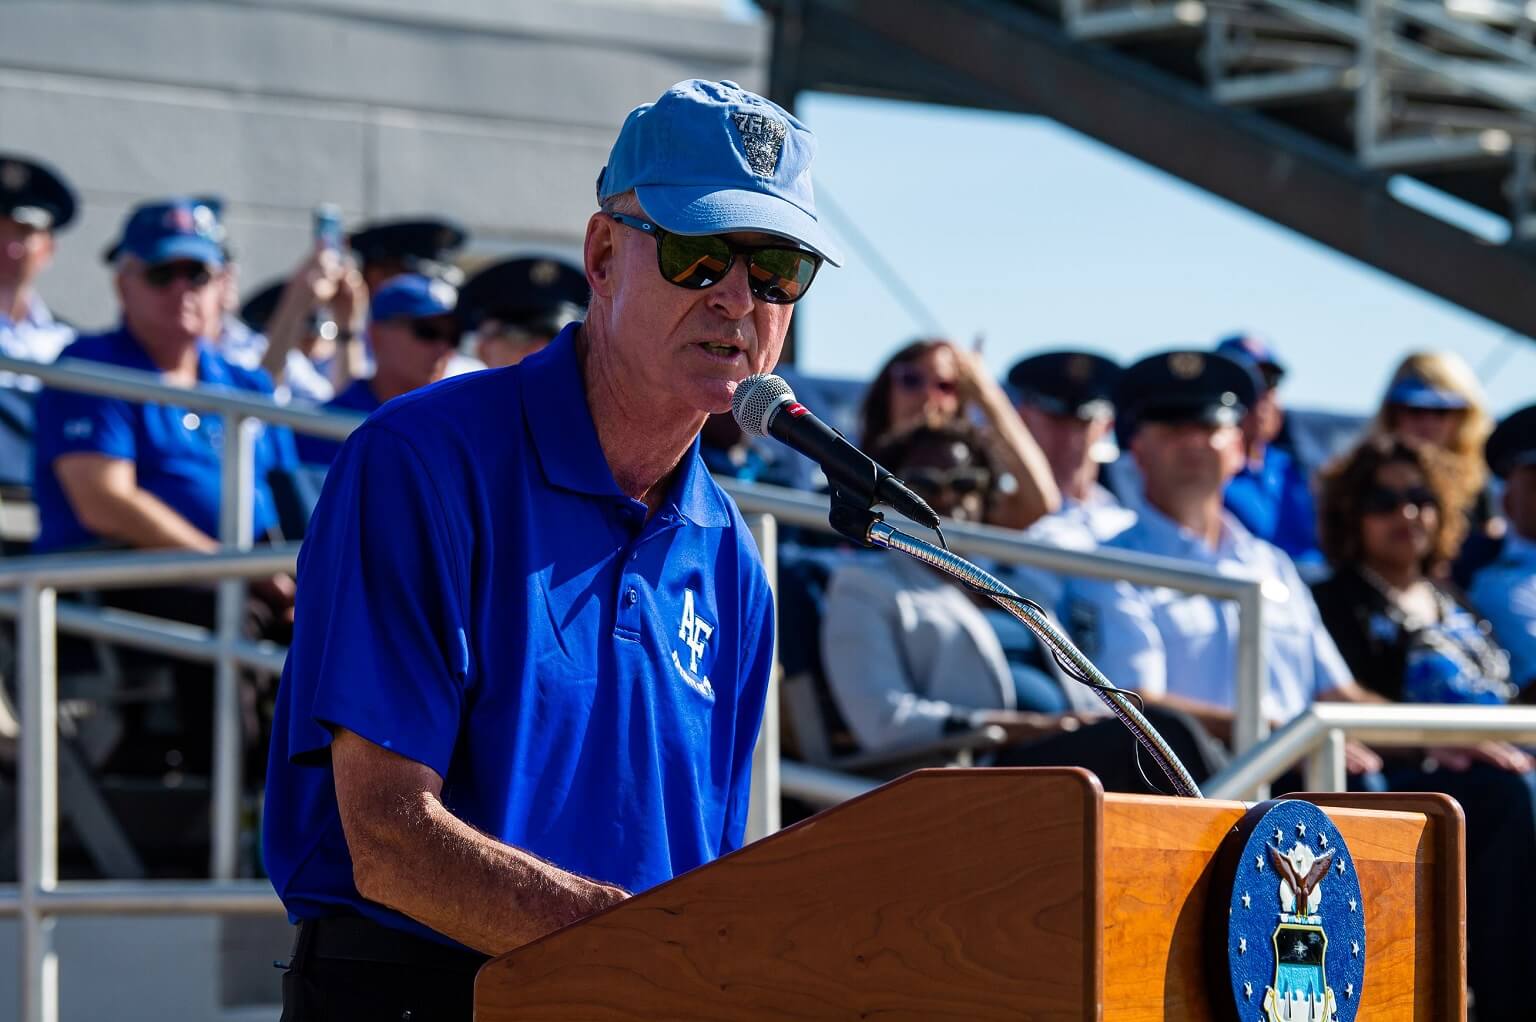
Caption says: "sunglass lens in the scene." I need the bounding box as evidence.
[747,248,819,304]
[658,234,733,289]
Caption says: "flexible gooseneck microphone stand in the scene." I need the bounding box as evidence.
[827,491,1204,800]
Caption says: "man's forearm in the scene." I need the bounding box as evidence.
[351,790,627,955]
[87,488,219,552]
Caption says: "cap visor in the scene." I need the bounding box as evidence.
[1386,384,1467,410]
[636,184,844,266]
[142,236,225,268]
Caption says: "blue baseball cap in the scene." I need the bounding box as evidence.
[1384,373,1468,410]
[369,273,458,323]
[112,197,225,267]
[597,79,843,266]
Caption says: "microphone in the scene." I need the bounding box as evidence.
[731,374,941,530]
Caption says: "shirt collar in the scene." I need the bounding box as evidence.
[110,323,223,382]
[1136,499,1248,563]
[517,323,730,528]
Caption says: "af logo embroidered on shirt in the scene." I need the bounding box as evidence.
[671,589,716,700]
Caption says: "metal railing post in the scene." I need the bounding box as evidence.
[19,581,59,1022]
[1232,580,1268,755]
[745,514,781,843]
[1304,726,1348,793]
[212,416,258,879]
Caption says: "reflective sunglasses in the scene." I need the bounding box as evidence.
[1361,485,1438,516]
[892,366,959,396]
[905,466,992,498]
[607,212,821,305]
[408,320,459,345]
[143,262,214,289]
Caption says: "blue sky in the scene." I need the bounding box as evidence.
[786,92,1535,418]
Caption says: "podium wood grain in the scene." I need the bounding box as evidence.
[476,768,1102,1020]
[474,769,1463,1020]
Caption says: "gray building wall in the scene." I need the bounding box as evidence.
[0,0,767,330]
[0,3,764,1019]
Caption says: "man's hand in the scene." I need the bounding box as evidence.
[1344,740,1383,776]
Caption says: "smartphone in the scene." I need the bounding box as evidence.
[312,204,344,253]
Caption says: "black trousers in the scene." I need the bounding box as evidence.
[281,916,488,1022]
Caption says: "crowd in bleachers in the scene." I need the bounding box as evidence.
[4,150,1536,1016]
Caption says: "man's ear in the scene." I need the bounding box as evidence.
[583,213,618,299]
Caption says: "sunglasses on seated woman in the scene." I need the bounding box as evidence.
[905,466,992,497]
[1361,485,1438,516]
[606,212,821,305]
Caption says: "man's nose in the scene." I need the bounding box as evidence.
[706,259,755,319]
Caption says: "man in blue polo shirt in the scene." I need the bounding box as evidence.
[33,196,298,775]
[293,272,459,467]
[265,79,841,1020]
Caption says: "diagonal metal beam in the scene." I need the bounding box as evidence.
[764,0,1536,341]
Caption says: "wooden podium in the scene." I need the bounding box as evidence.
[475,768,1465,1020]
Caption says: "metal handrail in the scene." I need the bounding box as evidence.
[719,478,1273,754]
[1206,703,1536,798]
[0,355,364,439]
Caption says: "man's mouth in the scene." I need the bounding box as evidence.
[698,340,746,360]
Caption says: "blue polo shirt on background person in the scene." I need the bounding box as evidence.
[32,199,293,553]
[1214,333,1322,567]
[264,325,775,941]
[294,272,459,468]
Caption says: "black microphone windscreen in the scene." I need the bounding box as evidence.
[731,373,795,439]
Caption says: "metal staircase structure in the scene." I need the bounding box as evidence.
[761,0,1536,339]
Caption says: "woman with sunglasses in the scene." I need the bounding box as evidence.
[820,420,1224,791]
[859,339,1060,530]
[1311,434,1535,1020]
[1368,351,1499,581]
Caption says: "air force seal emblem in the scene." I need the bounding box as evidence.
[1214,800,1366,1022]
[730,110,787,177]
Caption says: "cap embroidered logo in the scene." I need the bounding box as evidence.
[731,111,788,176]
[530,260,559,287]
[1170,352,1205,380]
[0,161,29,191]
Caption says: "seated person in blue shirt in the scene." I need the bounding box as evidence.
[33,196,297,775]
[1213,333,1322,567]
[1005,350,1135,615]
[821,420,1225,791]
[1470,404,1536,698]
[293,273,459,467]
[1,154,78,383]
[264,79,837,1019]
[1062,350,1385,750]
[1311,433,1535,1021]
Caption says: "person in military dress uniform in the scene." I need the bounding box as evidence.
[457,256,588,369]
[0,153,78,382]
[1062,349,1385,743]
[1004,349,1134,615]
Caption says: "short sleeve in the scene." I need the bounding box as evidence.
[1473,571,1536,691]
[718,572,774,855]
[280,423,472,777]
[1064,576,1167,697]
[36,386,136,464]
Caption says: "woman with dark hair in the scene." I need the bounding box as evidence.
[859,338,1059,529]
[1313,435,1514,707]
[819,420,1225,793]
[1311,434,1534,1021]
